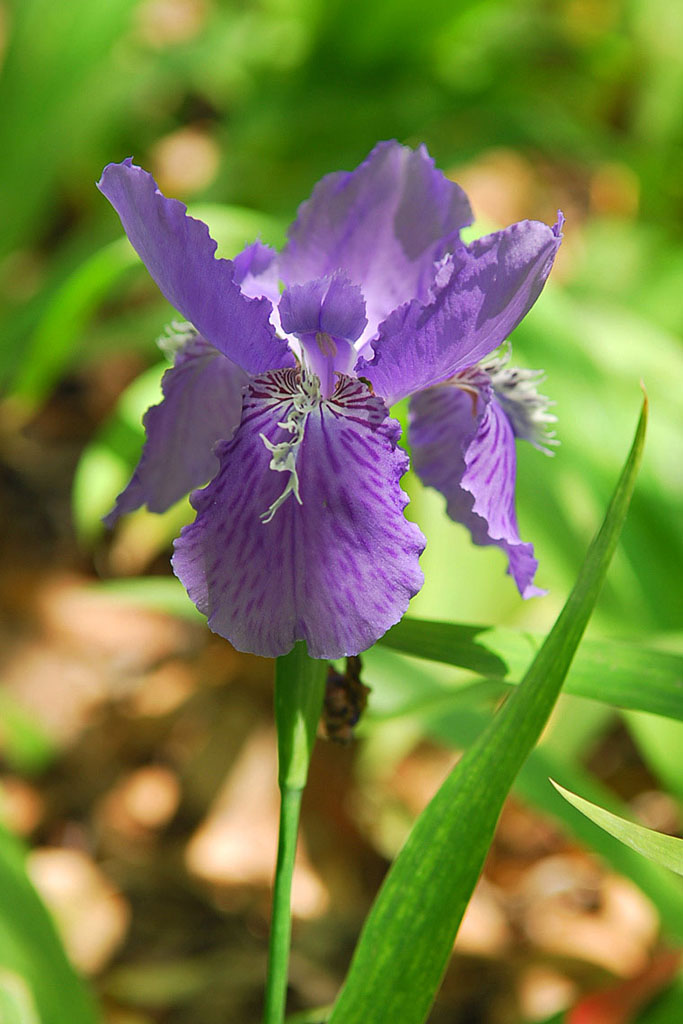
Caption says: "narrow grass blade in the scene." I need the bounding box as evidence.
[11,238,137,409]
[551,780,683,876]
[329,396,648,1024]
[0,828,99,1024]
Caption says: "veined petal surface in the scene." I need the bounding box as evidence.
[104,336,247,526]
[280,141,473,339]
[173,371,425,659]
[232,240,281,305]
[97,160,293,374]
[360,218,562,406]
[279,274,367,395]
[410,382,543,597]
[279,273,367,342]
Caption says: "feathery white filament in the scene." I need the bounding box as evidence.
[259,372,322,523]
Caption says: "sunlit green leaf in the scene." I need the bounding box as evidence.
[11,238,137,408]
[625,711,683,803]
[286,1007,332,1024]
[187,203,284,254]
[93,577,203,622]
[518,747,683,941]
[551,780,683,876]
[0,828,99,1024]
[72,444,133,544]
[379,618,683,722]
[0,0,139,261]
[72,363,164,542]
[0,969,41,1024]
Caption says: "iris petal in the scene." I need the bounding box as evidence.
[232,240,281,304]
[410,381,544,598]
[279,273,367,342]
[173,371,425,658]
[104,336,247,526]
[97,160,293,375]
[280,140,472,339]
[359,218,562,406]
[279,273,367,395]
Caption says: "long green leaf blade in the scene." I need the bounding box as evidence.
[329,396,648,1024]
[11,238,137,408]
[379,621,683,722]
[0,828,99,1024]
[551,780,683,876]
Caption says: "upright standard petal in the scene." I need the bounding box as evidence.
[410,381,544,597]
[279,274,367,395]
[173,370,425,659]
[359,217,563,406]
[279,273,367,343]
[97,160,293,375]
[104,335,248,527]
[280,141,473,338]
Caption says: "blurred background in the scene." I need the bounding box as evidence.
[0,0,682,1021]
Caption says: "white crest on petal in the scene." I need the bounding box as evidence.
[259,371,322,523]
[479,344,558,454]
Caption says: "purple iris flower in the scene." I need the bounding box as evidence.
[99,141,562,659]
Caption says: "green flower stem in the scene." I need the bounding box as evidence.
[264,643,328,1024]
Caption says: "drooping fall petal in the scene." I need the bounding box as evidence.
[173,370,425,658]
[104,336,247,526]
[410,379,544,597]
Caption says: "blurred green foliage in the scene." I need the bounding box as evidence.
[0,0,682,1020]
[0,826,99,1024]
